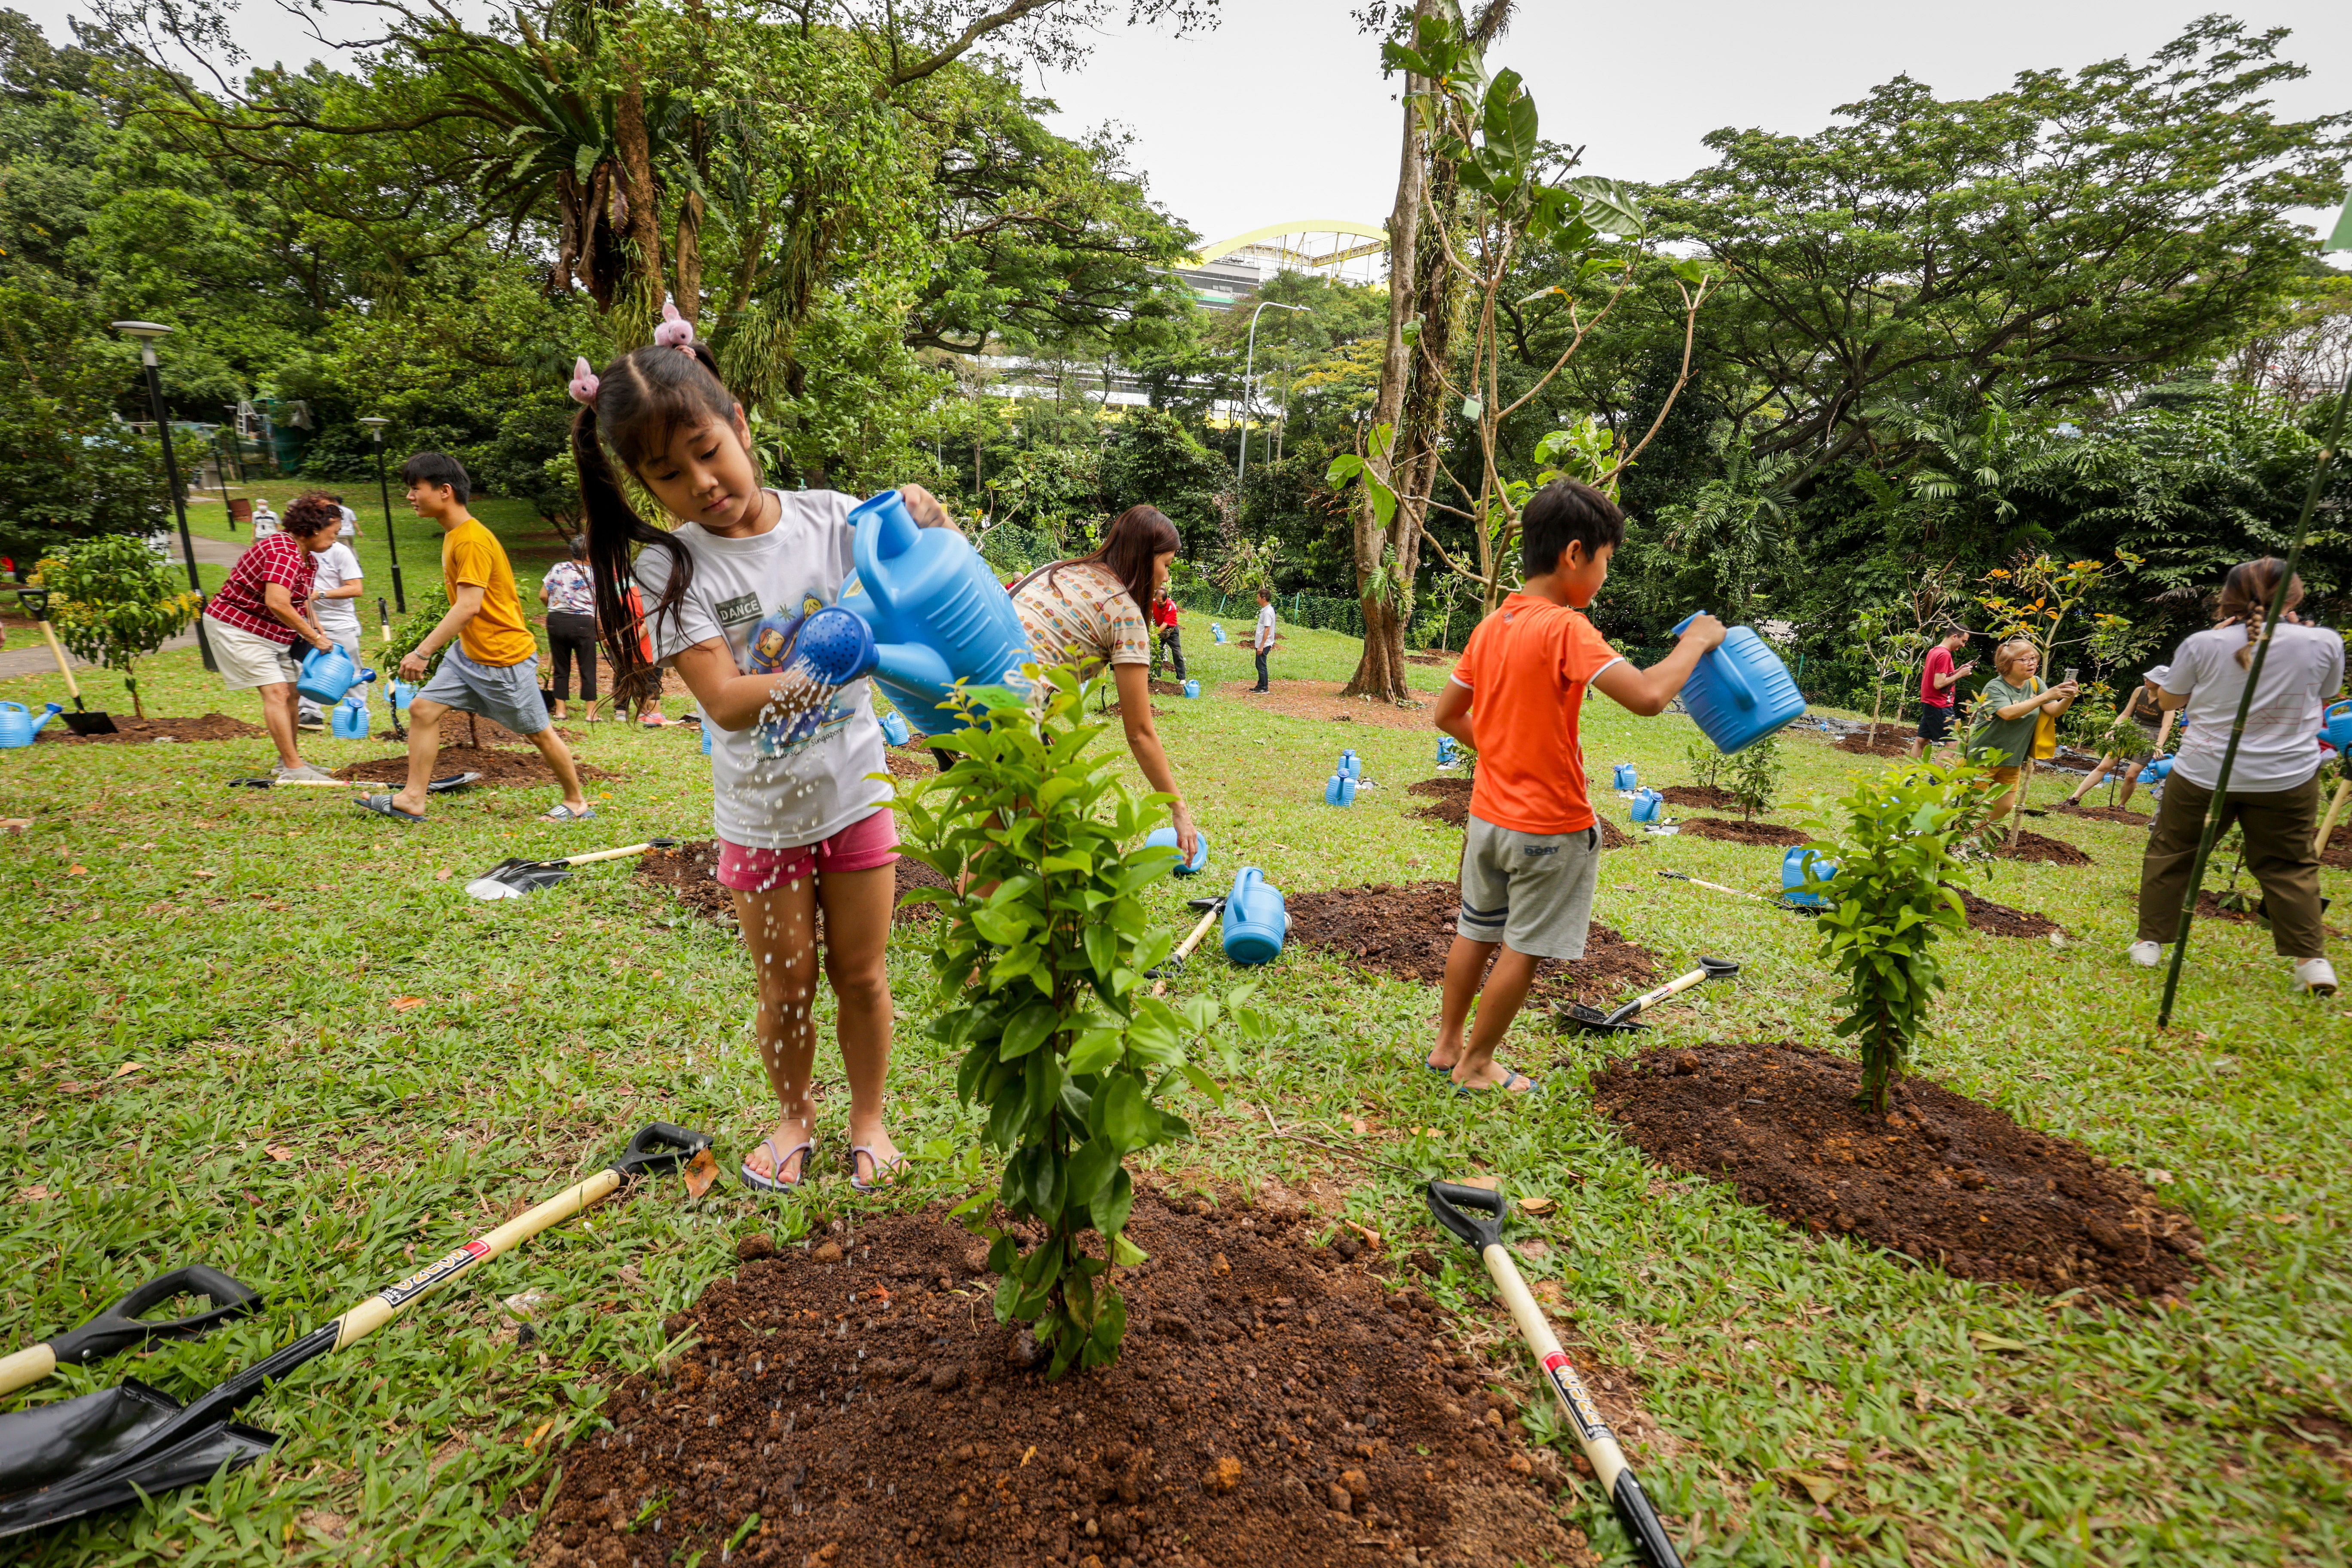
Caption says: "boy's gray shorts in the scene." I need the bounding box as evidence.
[1456,813,1602,960]
[417,645,551,737]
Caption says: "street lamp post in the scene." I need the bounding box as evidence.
[1235,300,1309,512]
[359,417,405,613]
[112,320,215,672]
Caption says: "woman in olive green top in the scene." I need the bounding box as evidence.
[1966,638,2078,828]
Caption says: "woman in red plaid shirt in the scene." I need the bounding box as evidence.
[202,492,345,781]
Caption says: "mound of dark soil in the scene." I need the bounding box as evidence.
[1404,779,1629,848]
[1835,733,1913,758]
[34,712,264,744]
[2055,802,2150,826]
[1286,879,1658,1007]
[530,1195,1603,1568]
[1591,1040,2204,1303]
[1148,678,1188,696]
[379,715,583,747]
[1678,817,1808,848]
[1656,784,1740,810]
[885,751,936,780]
[336,745,618,787]
[1405,651,1454,666]
[1945,885,2061,939]
[635,839,951,930]
[2002,830,2091,867]
[2193,889,2257,924]
[2324,824,2352,872]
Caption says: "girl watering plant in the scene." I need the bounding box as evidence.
[572,306,956,1192]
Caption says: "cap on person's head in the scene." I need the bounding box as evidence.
[2146,665,2171,686]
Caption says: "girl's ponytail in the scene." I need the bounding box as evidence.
[2216,557,2303,671]
[573,401,689,706]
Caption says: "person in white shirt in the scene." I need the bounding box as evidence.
[334,496,360,540]
[2129,557,2343,994]
[297,532,366,728]
[1250,586,1277,692]
[249,501,280,539]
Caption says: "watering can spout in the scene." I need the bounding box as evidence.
[28,701,63,735]
[872,641,955,694]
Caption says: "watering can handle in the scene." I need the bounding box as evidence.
[1672,609,1757,714]
[849,490,919,625]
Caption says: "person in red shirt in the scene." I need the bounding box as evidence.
[1428,480,1724,1096]
[1150,588,1186,681]
[201,493,346,781]
[1908,628,1975,760]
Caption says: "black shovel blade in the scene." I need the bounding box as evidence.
[60,712,116,736]
[1559,1002,1642,1034]
[463,858,572,900]
[0,1381,276,1538]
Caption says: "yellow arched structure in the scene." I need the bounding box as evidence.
[1191,220,1388,273]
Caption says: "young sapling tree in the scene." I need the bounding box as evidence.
[1682,735,1724,793]
[39,536,199,719]
[1806,762,1990,1113]
[1724,732,1783,821]
[901,667,1237,1378]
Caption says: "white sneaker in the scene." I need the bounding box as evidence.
[273,763,337,784]
[2126,940,2165,968]
[2293,957,2338,996]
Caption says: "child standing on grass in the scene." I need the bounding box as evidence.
[570,313,955,1192]
[1427,480,1724,1096]
[355,453,594,824]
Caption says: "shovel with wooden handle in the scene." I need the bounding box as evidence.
[12,588,116,735]
[0,1267,260,1400]
[1425,1181,1685,1568]
[463,839,681,900]
[1561,956,1739,1034]
[1148,896,1226,996]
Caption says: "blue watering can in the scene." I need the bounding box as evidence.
[2137,755,2175,786]
[1612,762,1638,791]
[1337,749,1362,782]
[790,605,879,685]
[295,645,369,704]
[1222,867,1287,965]
[701,718,716,756]
[331,692,371,739]
[389,680,416,716]
[0,701,63,748]
[1183,679,1200,699]
[1629,788,1665,824]
[836,490,1033,734]
[2319,699,2352,753]
[1436,735,1457,766]
[1782,846,1838,909]
[1324,773,1358,807]
[1671,612,1807,754]
[1144,824,1210,876]
[880,709,912,747]
[1211,622,1226,644]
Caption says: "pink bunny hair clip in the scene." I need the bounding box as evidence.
[567,356,600,407]
[654,300,695,351]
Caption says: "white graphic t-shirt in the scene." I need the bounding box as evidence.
[310,542,363,637]
[2163,621,2343,792]
[631,490,888,849]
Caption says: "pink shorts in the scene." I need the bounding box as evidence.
[716,809,899,893]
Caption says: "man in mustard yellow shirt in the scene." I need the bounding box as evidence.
[356,452,592,824]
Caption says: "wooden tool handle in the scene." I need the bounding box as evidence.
[1628,965,1713,1012]
[0,1342,58,1397]
[1149,904,1225,998]
[2314,775,2351,858]
[330,1168,624,1352]
[36,621,81,701]
[562,842,662,868]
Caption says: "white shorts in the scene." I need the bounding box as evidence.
[207,618,301,691]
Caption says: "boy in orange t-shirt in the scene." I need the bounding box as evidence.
[1428,480,1725,1096]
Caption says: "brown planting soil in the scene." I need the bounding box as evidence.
[2324,824,2352,873]
[1677,817,1808,848]
[1405,651,1455,667]
[1218,681,1430,728]
[634,839,951,931]
[32,712,264,744]
[2001,830,2092,867]
[1403,778,1629,848]
[1656,784,1740,810]
[381,715,585,748]
[1945,885,2061,939]
[336,745,619,788]
[1834,733,1915,759]
[1590,1040,2205,1303]
[2054,802,2151,826]
[2193,889,2257,925]
[529,1195,1603,1568]
[885,751,937,780]
[1148,679,1188,697]
[1286,879,1659,1008]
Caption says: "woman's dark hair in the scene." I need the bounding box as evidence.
[399,450,471,503]
[2217,557,2303,671]
[1519,478,1625,577]
[1037,505,1179,612]
[281,490,344,539]
[572,340,744,701]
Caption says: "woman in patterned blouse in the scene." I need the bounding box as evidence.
[1009,505,1197,863]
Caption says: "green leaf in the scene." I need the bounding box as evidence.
[1065,1025,1124,1078]
[999,1001,1057,1060]
[1565,175,1644,237]
[1110,1232,1148,1268]
[1066,1135,1119,1206]
[1099,1074,1148,1152]
[1095,1167,1136,1236]
[1179,1062,1226,1108]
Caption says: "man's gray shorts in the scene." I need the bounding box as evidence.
[1456,813,1603,960]
[417,645,551,736]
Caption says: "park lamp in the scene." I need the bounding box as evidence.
[110,319,216,672]
[358,416,406,613]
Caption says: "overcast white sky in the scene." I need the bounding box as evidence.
[18,0,2351,244]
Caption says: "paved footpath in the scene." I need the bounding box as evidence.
[0,531,244,678]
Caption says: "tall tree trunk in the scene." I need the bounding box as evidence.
[674,190,705,321]
[613,76,668,343]
[1339,0,1433,703]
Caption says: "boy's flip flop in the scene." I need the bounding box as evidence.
[739,1138,812,1194]
[540,802,597,821]
[1454,1069,1540,1099]
[354,794,425,823]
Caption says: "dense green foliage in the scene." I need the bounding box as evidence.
[902,669,1237,1377]
[1807,764,1989,1114]
[37,531,198,716]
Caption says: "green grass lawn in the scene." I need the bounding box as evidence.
[0,576,2346,1566]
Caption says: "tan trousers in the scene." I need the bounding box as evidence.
[2137,772,2326,959]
